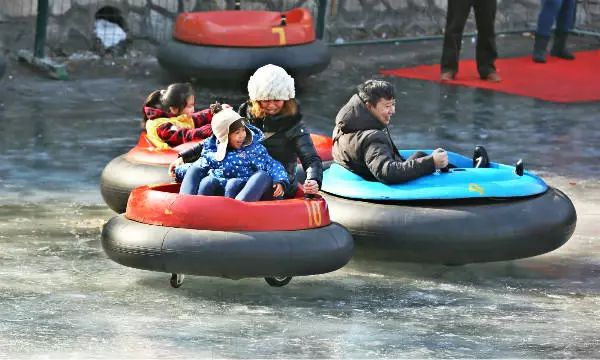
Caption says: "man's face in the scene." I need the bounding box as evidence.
[367,97,396,126]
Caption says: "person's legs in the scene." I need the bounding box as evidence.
[224,178,246,198]
[533,0,562,62]
[532,34,551,63]
[555,0,575,32]
[197,175,223,196]
[551,0,576,59]
[441,0,473,78]
[235,171,273,202]
[536,0,562,37]
[473,0,499,80]
[180,165,207,195]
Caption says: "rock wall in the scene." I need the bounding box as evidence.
[576,0,600,32]
[0,0,598,55]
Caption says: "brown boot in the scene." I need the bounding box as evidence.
[440,72,455,81]
[482,72,502,83]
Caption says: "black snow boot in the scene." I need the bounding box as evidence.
[550,32,575,60]
[532,34,550,63]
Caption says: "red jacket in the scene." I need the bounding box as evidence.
[143,106,213,147]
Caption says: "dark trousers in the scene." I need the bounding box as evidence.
[441,0,498,78]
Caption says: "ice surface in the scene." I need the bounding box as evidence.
[1,37,599,357]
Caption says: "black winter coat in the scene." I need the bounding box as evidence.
[332,94,435,184]
[239,102,323,197]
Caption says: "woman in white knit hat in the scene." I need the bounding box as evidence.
[238,64,323,198]
[170,64,323,199]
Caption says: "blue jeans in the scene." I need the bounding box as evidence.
[192,171,273,202]
[179,163,207,195]
[536,0,576,36]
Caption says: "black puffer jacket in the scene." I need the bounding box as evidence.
[332,94,435,184]
[239,102,323,197]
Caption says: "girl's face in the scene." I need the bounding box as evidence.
[171,95,195,116]
[258,100,285,115]
[228,127,247,150]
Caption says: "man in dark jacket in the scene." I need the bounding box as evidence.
[332,80,448,184]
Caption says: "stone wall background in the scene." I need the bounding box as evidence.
[0,0,598,56]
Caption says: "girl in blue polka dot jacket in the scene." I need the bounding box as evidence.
[174,105,290,201]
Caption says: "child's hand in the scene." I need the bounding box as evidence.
[209,102,222,114]
[168,157,184,177]
[210,102,232,114]
[303,179,319,194]
[273,183,285,198]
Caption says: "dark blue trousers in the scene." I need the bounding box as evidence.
[536,0,576,36]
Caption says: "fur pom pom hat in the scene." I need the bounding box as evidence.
[247,64,295,101]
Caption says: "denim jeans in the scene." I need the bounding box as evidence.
[536,0,576,36]
[194,171,273,202]
[179,163,206,195]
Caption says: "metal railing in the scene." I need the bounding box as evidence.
[2,0,598,60]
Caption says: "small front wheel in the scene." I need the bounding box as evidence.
[264,276,292,287]
[170,273,185,288]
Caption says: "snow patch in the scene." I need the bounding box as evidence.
[94,19,126,48]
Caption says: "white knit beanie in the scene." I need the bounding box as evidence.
[247,64,295,101]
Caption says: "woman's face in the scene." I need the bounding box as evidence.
[228,127,247,150]
[258,100,285,115]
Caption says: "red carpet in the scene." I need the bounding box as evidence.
[381,50,600,103]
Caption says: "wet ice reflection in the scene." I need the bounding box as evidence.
[1,191,598,358]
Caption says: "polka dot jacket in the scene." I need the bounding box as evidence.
[174,124,290,190]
